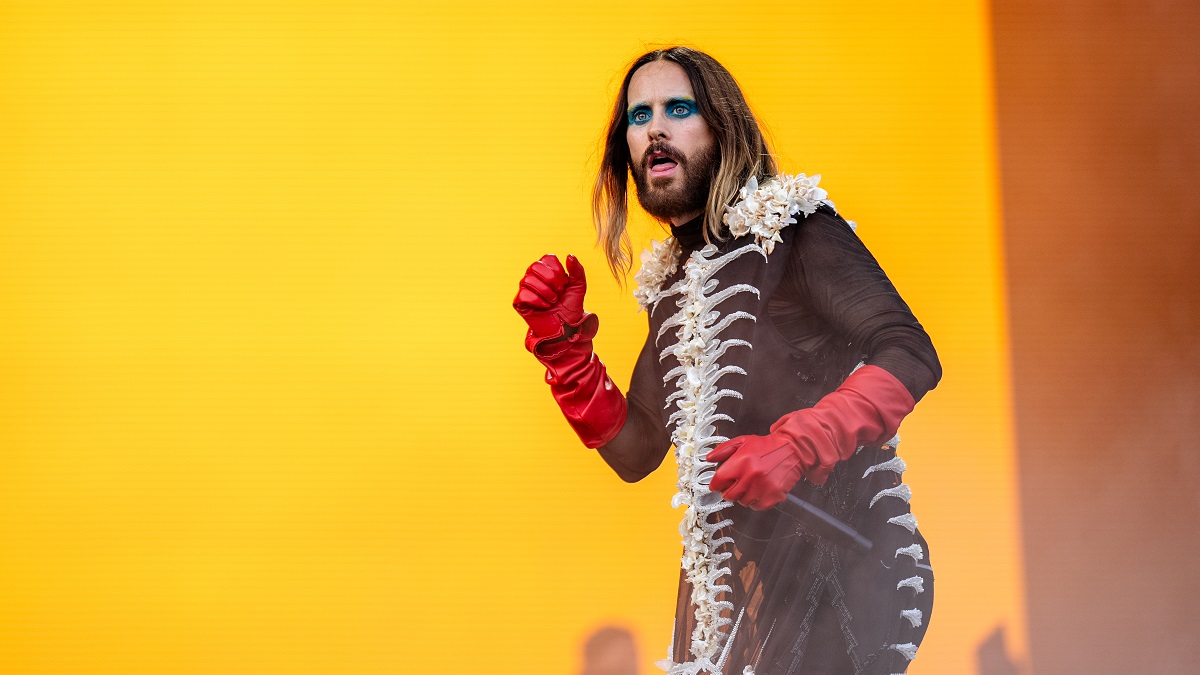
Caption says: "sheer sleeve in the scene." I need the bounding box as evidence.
[787,208,942,401]
[596,329,672,482]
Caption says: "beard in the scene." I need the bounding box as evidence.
[630,140,718,222]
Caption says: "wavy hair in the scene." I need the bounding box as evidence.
[592,47,777,279]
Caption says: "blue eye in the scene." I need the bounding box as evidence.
[628,106,651,126]
[667,100,697,118]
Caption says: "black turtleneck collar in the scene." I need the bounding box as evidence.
[670,214,706,249]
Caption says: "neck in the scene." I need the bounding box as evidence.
[670,209,704,228]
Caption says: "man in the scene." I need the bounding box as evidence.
[514,47,940,675]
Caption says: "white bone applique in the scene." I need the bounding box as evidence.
[640,173,853,675]
[863,456,907,477]
[895,544,925,563]
[870,483,913,508]
[887,513,919,534]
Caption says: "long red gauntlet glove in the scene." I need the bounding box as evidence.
[514,254,627,448]
[708,365,916,510]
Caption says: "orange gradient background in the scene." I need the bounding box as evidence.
[1,2,1026,673]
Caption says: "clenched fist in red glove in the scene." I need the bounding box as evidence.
[514,254,598,356]
[514,254,626,448]
[708,365,915,510]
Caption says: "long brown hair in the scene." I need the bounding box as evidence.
[592,47,777,279]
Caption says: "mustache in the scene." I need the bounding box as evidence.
[641,141,686,167]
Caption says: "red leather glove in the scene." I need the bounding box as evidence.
[514,254,627,448]
[707,365,915,510]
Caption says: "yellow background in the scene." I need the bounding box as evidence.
[0,1,1024,672]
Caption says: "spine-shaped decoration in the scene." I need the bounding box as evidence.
[661,243,764,674]
[639,173,836,675]
[866,448,927,668]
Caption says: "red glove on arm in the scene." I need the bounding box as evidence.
[707,365,915,510]
[514,254,627,448]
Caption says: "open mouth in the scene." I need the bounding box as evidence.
[648,151,679,177]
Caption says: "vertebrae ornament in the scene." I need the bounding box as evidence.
[638,174,836,674]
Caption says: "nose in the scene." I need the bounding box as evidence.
[646,110,669,140]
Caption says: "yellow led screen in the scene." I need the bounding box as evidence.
[0,1,1024,673]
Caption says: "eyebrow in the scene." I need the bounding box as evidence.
[626,96,696,112]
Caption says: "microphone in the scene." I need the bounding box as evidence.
[776,493,873,555]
